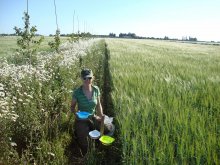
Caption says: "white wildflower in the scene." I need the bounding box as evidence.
[11,113,19,122]
[18,98,23,102]
[25,99,30,103]
[10,142,17,147]
[0,92,5,97]
[49,95,54,100]
[0,101,8,106]
[1,110,8,114]
[47,152,55,157]
[0,83,4,87]
[27,95,33,99]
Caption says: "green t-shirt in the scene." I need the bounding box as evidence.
[72,85,100,115]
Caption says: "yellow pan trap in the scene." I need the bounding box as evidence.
[99,135,115,145]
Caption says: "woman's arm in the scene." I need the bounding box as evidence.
[97,96,105,135]
[96,96,104,119]
[71,98,77,115]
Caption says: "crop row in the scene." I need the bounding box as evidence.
[106,38,220,164]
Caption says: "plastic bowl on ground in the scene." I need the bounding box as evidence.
[76,111,91,119]
[89,130,101,139]
[99,135,115,146]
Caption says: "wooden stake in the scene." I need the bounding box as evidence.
[100,115,105,136]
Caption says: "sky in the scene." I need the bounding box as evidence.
[0,0,220,41]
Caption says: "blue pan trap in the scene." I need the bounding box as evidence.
[76,111,91,119]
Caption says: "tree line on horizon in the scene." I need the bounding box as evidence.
[2,32,219,43]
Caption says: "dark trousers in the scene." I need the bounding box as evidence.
[75,117,114,155]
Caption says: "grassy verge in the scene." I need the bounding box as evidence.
[0,39,107,164]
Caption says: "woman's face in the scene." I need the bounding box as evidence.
[82,76,93,85]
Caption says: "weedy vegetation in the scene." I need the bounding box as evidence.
[0,35,107,164]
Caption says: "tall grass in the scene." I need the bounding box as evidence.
[106,39,220,164]
[0,38,107,164]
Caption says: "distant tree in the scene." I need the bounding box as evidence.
[189,36,197,41]
[109,33,116,37]
[182,36,188,41]
[164,36,169,40]
[118,33,137,38]
[119,33,124,38]
[128,33,136,38]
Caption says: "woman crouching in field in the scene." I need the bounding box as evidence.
[70,68,114,155]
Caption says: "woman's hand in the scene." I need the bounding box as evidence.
[94,114,105,121]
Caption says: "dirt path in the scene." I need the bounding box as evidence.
[67,42,122,164]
